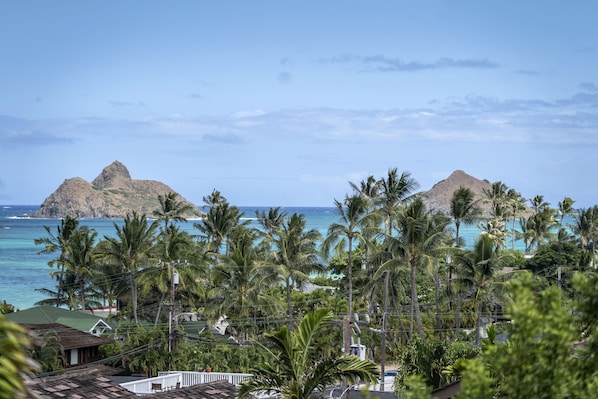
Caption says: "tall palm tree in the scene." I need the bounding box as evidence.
[34,216,80,307]
[103,211,159,323]
[349,175,380,207]
[138,225,194,326]
[263,212,322,327]
[238,309,378,399]
[481,181,510,248]
[453,234,517,345]
[449,187,481,330]
[322,195,375,320]
[450,187,481,249]
[557,197,575,287]
[376,168,419,237]
[395,198,451,338]
[570,206,598,262]
[65,227,99,310]
[210,226,281,339]
[153,191,196,232]
[506,189,526,250]
[194,199,247,257]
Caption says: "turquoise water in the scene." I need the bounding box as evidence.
[0,205,486,310]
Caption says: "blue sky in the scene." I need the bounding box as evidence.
[1,1,597,208]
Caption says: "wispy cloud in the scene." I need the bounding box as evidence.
[320,54,500,72]
[202,132,242,143]
[108,100,146,107]
[3,85,598,151]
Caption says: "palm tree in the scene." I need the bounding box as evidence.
[238,309,378,399]
[506,189,526,250]
[262,212,322,327]
[570,206,598,264]
[322,195,374,320]
[450,187,481,249]
[557,197,575,287]
[395,198,451,338]
[103,211,159,323]
[34,216,80,307]
[453,234,518,345]
[153,191,196,232]
[194,199,247,257]
[376,168,419,237]
[449,187,481,330]
[65,227,99,310]
[481,182,513,249]
[138,225,194,326]
[349,175,380,207]
[210,226,281,339]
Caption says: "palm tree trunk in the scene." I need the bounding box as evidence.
[80,276,86,310]
[435,268,441,335]
[131,273,139,323]
[391,293,410,341]
[347,237,353,319]
[286,277,293,328]
[475,295,483,346]
[154,292,166,327]
[411,257,424,337]
[456,295,462,331]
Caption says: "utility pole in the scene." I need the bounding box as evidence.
[380,271,390,392]
[168,261,180,354]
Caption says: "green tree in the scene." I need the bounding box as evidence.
[34,216,80,307]
[103,212,159,323]
[395,337,479,392]
[194,194,247,256]
[261,212,322,327]
[210,226,281,339]
[322,195,375,319]
[556,197,575,287]
[395,198,451,338]
[449,187,481,330]
[453,234,518,345]
[65,227,99,310]
[238,309,379,399]
[458,274,598,398]
[153,191,196,232]
[0,313,39,399]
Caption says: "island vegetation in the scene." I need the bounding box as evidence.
[3,167,598,398]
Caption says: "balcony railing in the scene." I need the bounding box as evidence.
[157,371,253,387]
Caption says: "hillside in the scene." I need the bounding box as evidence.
[34,161,201,219]
[422,170,492,215]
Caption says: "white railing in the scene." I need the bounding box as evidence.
[157,371,254,387]
[120,373,182,395]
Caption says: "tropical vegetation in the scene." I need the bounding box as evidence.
[2,171,594,398]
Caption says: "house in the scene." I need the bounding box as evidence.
[22,323,114,367]
[6,305,113,336]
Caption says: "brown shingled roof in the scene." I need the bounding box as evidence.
[22,323,114,350]
[146,380,239,399]
[24,370,239,399]
[24,368,137,399]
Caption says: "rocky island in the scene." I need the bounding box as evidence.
[34,161,202,219]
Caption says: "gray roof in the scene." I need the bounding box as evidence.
[24,368,239,399]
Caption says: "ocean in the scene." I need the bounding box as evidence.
[0,205,488,310]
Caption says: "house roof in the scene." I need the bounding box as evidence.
[23,369,239,399]
[146,380,238,399]
[5,305,112,332]
[22,323,114,350]
[24,367,137,399]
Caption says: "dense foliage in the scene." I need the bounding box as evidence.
[2,169,597,398]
